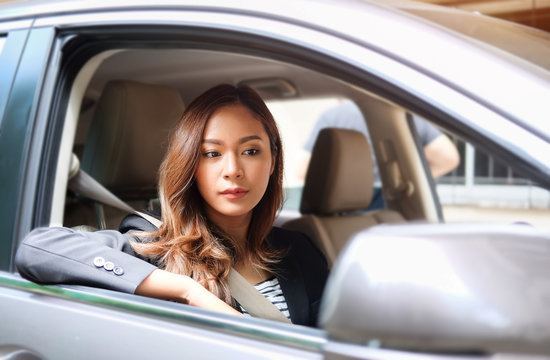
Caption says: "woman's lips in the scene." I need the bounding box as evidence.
[221,188,248,199]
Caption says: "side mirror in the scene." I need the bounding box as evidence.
[319,223,550,356]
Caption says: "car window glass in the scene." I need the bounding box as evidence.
[436,137,550,230]
[269,95,550,231]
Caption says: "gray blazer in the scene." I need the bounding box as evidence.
[15,215,328,326]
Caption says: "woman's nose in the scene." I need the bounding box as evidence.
[222,153,243,179]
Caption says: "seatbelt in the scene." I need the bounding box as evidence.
[67,160,290,323]
[134,211,291,323]
[227,267,291,323]
[68,168,135,213]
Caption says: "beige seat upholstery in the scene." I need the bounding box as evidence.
[69,80,185,228]
[81,79,185,199]
[283,128,404,266]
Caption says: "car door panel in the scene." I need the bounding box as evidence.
[0,272,324,360]
[0,27,55,272]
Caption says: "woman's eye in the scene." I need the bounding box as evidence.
[203,151,220,158]
[243,149,259,156]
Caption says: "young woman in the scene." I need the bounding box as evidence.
[15,84,328,327]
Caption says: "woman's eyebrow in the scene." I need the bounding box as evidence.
[239,135,262,144]
[202,135,262,145]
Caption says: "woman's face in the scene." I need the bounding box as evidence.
[195,104,274,224]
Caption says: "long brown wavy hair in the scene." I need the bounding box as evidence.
[132,84,284,304]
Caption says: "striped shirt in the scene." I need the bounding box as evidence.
[239,276,291,321]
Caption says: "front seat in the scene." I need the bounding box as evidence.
[81,79,185,199]
[78,79,185,227]
[283,128,405,266]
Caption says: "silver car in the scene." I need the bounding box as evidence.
[1,0,549,359]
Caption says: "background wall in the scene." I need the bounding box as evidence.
[417,0,550,32]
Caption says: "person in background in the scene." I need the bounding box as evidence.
[301,99,460,210]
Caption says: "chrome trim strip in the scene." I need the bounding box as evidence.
[0,19,32,31]
[0,272,326,352]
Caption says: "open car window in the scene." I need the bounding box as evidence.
[437,137,550,230]
[56,46,439,230]
[58,50,395,230]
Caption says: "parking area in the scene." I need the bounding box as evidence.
[444,205,550,231]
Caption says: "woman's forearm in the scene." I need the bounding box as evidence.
[15,227,157,293]
[135,269,242,316]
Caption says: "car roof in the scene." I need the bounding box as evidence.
[2,0,549,69]
[2,0,549,77]
[2,0,550,139]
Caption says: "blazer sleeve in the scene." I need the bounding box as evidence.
[15,227,158,294]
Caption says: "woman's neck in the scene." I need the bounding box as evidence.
[204,208,272,284]
[205,208,251,245]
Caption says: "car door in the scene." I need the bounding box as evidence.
[0,9,330,360]
[0,18,35,271]
[0,5,418,359]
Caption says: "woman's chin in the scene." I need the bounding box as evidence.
[207,205,254,220]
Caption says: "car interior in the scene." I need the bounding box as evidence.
[53,46,442,271]
[282,127,406,265]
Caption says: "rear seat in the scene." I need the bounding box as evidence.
[282,128,405,266]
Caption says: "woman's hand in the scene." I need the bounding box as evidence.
[135,269,242,316]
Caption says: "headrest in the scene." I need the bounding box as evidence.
[81,80,185,198]
[300,128,374,215]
